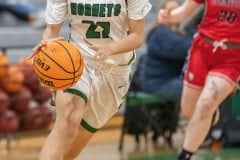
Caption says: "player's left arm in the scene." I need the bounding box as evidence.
[85,18,145,61]
[86,0,151,61]
[110,18,145,53]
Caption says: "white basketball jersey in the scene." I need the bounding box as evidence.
[46,0,151,65]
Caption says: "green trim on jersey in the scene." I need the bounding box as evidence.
[64,88,88,103]
[81,119,98,133]
[128,51,136,65]
[119,51,135,66]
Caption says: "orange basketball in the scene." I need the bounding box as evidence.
[33,40,84,90]
[0,52,9,79]
[1,66,24,94]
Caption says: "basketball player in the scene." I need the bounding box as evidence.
[159,0,240,159]
[31,0,151,160]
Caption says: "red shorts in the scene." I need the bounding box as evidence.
[184,34,240,89]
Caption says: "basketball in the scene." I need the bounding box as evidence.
[33,40,84,90]
[10,87,32,114]
[34,85,51,104]
[0,110,19,133]
[0,52,9,79]
[0,89,9,114]
[1,66,24,94]
[19,63,39,93]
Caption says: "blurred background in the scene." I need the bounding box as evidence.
[0,0,240,160]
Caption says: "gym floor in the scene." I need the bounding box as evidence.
[1,117,240,160]
[0,129,131,160]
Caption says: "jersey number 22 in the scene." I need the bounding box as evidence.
[83,20,110,38]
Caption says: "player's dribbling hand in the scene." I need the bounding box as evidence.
[27,37,64,61]
[84,38,114,61]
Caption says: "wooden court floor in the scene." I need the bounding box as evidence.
[0,116,240,160]
[1,129,240,160]
[129,149,240,160]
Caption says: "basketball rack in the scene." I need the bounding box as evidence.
[0,26,57,153]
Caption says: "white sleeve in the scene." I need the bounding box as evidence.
[127,0,152,20]
[45,0,68,24]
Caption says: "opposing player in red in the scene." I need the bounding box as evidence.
[159,0,240,159]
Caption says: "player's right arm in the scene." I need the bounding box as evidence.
[158,0,203,24]
[43,0,68,39]
[31,0,68,55]
[31,24,63,54]
[42,24,62,40]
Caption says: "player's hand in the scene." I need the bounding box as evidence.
[84,38,115,61]
[158,9,173,25]
[27,37,64,61]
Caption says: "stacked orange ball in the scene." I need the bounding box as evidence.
[0,52,53,134]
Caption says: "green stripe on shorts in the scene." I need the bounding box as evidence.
[81,119,98,133]
[64,88,88,103]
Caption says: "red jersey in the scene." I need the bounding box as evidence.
[193,0,240,42]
